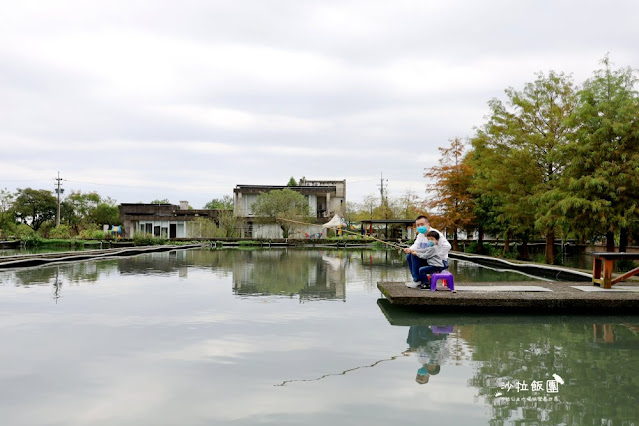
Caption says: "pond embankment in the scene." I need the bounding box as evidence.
[0,244,206,269]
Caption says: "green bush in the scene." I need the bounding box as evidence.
[238,240,260,246]
[37,222,53,238]
[14,224,37,238]
[79,229,108,240]
[49,225,72,239]
[132,231,167,246]
[14,224,42,247]
[465,241,492,255]
[503,249,518,259]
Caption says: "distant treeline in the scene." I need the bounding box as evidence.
[0,188,120,240]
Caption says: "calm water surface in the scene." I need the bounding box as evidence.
[1,248,638,425]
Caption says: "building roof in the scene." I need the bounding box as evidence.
[234,185,337,194]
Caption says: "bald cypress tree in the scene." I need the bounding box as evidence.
[469,71,577,263]
[555,57,639,251]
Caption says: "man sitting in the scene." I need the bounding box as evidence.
[403,215,451,288]
[407,231,445,289]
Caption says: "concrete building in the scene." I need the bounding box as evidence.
[119,201,220,239]
[233,179,346,238]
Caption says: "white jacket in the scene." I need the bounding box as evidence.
[408,228,451,260]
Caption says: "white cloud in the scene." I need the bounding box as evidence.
[1,0,637,204]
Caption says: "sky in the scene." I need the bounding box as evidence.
[1,0,637,208]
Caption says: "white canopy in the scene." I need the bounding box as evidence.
[322,214,343,229]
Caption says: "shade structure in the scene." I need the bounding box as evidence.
[322,214,343,229]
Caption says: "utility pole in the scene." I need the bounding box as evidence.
[378,172,388,207]
[54,172,64,226]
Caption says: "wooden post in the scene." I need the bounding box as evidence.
[602,259,614,289]
[593,257,602,286]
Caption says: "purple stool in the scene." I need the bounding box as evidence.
[430,270,455,292]
[430,325,454,334]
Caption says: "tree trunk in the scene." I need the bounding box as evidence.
[520,236,530,260]
[453,230,459,251]
[620,227,628,253]
[477,225,484,253]
[545,230,555,264]
[503,232,510,256]
[606,230,615,252]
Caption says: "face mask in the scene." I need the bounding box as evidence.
[427,241,435,247]
[417,226,427,234]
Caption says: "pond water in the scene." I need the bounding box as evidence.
[1,248,638,425]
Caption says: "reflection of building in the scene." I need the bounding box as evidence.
[233,178,346,238]
[231,250,346,301]
[119,202,221,238]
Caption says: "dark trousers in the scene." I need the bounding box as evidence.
[418,265,443,284]
[407,254,449,281]
[406,253,428,282]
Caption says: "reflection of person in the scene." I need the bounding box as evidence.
[407,231,444,289]
[403,215,451,288]
[405,326,448,385]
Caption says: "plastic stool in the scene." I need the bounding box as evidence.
[430,271,455,292]
[430,325,454,334]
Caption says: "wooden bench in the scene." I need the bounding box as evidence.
[592,252,639,289]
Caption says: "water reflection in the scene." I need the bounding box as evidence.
[405,326,451,385]
[231,251,346,301]
[378,299,639,424]
[1,248,549,305]
[2,248,639,425]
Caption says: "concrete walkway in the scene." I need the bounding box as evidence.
[0,244,205,269]
[377,281,639,313]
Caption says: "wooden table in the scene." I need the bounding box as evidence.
[592,252,639,289]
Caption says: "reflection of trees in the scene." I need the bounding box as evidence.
[11,267,58,286]
[231,250,346,301]
[465,321,639,424]
[378,301,639,424]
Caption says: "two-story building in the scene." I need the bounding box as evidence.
[233,179,346,238]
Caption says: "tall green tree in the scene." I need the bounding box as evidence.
[475,71,578,263]
[90,203,121,226]
[251,188,309,238]
[61,191,101,232]
[0,188,15,237]
[554,57,639,251]
[12,188,57,231]
[286,176,298,186]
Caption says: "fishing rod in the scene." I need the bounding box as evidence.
[277,217,406,250]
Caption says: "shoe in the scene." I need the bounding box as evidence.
[419,281,431,290]
[405,281,421,289]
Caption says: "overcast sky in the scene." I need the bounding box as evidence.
[1,0,637,208]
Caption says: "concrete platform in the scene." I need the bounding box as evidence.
[377,281,639,313]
